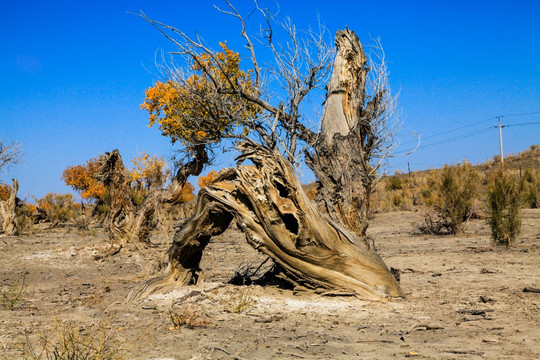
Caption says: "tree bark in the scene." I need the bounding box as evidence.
[0,179,18,235]
[305,29,382,235]
[128,141,403,301]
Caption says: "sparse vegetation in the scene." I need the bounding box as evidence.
[224,287,256,314]
[0,273,27,310]
[418,162,478,235]
[25,319,128,360]
[34,193,79,227]
[519,167,540,208]
[168,303,209,329]
[15,202,36,234]
[487,168,522,246]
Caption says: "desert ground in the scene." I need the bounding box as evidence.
[1,209,539,359]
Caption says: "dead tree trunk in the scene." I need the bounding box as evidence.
[97,147,207,258]
[0,179,18,235]
[128,141,403,301]
[96,150,135,257]
[305,29,384,235]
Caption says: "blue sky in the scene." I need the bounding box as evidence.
[2,0,539,200]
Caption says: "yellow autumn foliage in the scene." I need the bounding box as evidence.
[141,43,260,145]
[0,183,12,201]
[130,152,169,190]
[198,170,218,189]
[62,158,104,202]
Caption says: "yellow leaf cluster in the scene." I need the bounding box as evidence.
[62,158,104,202]
[130,152,168,190]
[0,183,12,201]
[178,182,195,203]
[141,42,260,145]
[198,170,218,189]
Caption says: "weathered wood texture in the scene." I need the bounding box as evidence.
[0,179,18,235]
[128,141,403,301]
[306,29,384,235]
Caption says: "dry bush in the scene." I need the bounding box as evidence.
[15,202,37,234]
[386,175,404,191]
[35,193,79,227]
[370,171,433,213]
[371,175,411,212]
[25,319,128,360]
[418,162,478,235]
[487,168,522,246]
[519,167,540,208]
[168,303,209,329]
[0,273,27,310]
[224,287,256,313]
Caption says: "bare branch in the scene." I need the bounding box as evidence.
[0,139,22,174]
[215,0,262,89]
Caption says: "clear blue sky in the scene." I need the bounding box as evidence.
[2,0,539,200]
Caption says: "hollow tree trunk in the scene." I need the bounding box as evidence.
[0,179,18,235]
[97,147,207,258]
[128,141,403,301]
[305,29,383,235]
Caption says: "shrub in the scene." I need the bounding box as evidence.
[25,319,128,359]
[386,175,403,191]
[15,202,36,234]
[35,193,79,226]
[419,162,478,235]
[487,168,521,246]
[224,287,256,313]
[519,167,540,208]
[420,188,436,207]
[168,303,209,329]
[1,273,27,310]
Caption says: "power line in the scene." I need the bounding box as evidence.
[401,116,496,145]
[418,127,494,150]
[401,110,540,147]
[504,121,540,128]
[499,111,540,118]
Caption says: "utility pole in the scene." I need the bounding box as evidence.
[498,116,504,163]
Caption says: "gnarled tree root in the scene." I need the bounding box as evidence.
[127,141,403,302]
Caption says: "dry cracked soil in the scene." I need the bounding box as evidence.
[1,209,539,359]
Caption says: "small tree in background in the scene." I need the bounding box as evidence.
[419,161,478,235]
[62,157,105,204]
[130,153,170,190]
[487,168,521,246]
[519,167,540,209]
[130,152,170,206]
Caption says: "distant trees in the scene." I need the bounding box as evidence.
[61,151,195,256]
[62,157,105,203]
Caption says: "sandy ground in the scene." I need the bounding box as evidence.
[1,209,539,359]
